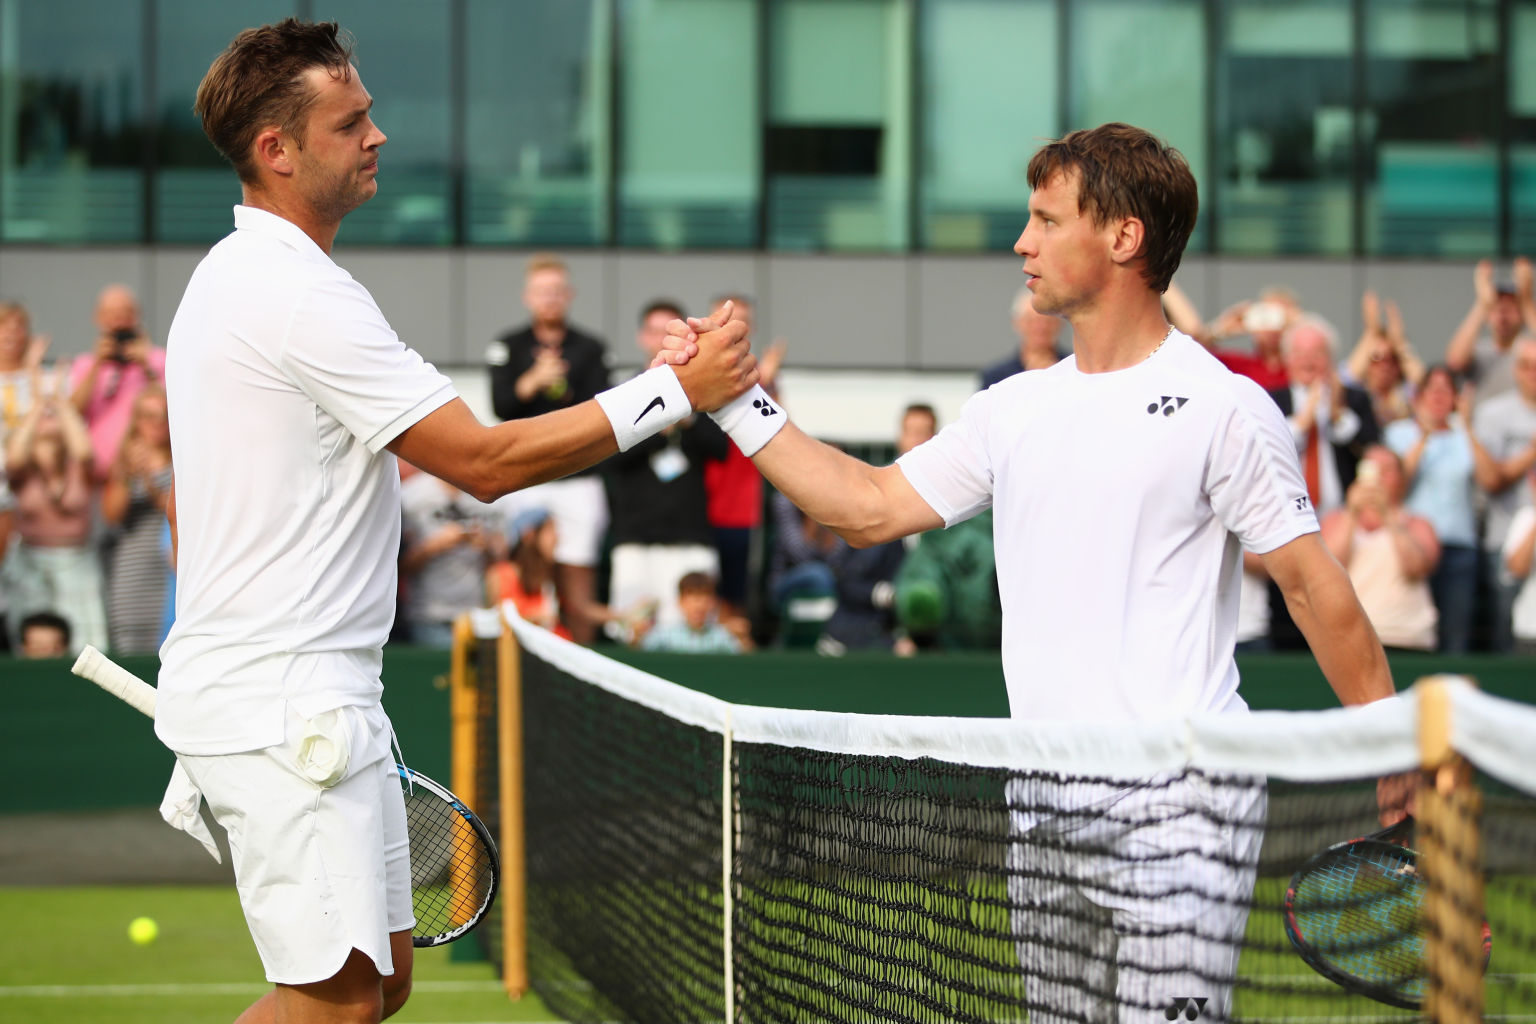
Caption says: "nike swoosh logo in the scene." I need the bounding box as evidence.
[634,396,665,424]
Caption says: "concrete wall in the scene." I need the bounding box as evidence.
[0,244,1490,439]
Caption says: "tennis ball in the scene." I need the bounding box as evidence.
[128,916,159,946]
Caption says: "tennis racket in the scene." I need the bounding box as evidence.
[71,645,498,948]
[1284,817,1489,1009]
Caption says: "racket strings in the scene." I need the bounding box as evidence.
[403,786,497,941]
[1292,845,1425,993]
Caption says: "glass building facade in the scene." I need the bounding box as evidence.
[1,0,1531,256]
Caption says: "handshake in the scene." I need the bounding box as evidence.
[598,300,788,458]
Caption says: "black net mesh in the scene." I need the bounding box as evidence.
[499,633,1536,1023]
[522,646,725,1024]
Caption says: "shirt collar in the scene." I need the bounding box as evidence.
[232,205,331,263]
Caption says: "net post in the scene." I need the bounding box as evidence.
[1415,675,1484,1024]
[722,705,735,1024]
[497,610,529,998]
[449,613,478,814]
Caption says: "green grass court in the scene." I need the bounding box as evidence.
[0,886,555,1024]
[4,876,1533,1022]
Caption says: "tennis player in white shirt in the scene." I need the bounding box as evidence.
[677,122,1405,1022]
[158,19,754,1024]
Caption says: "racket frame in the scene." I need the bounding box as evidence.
[396,763,501,947]
[1283,821,1424,1010]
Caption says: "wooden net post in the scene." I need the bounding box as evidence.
[449,613,479,820]
[497,610,528,998]
[1416,676,1484,1024]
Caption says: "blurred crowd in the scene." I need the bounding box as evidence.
[6,254,1536,661]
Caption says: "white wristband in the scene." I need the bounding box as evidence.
[595,366,692,451]
[708,385,786,457]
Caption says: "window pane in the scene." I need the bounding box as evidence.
[767,0,909,251]
[312,0,453,245]
[154,1,295,243]
[1510,2,1536,254]
[618,0,757,248]
[1216,0,1355,255]
[1068,0,1207,252]
[919,0,1053,251]
[0,0,145,242]
[468,0,608,246]
[1364,0,1500,256]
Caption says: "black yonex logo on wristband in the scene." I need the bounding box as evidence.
[1146,395,1189,417]
[753,398,778,417]
[634,396,665,424]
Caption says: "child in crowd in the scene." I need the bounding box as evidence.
[639,572,743,654]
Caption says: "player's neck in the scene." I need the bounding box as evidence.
[240,186,340,254]
[1067,294,1173,373]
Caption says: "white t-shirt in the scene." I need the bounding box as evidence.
[157,206,456,755]
[897,332,1317,721]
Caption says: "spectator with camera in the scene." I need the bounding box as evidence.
[399,472,503,647]
[1319,445,1440,653]
[1202,286,1299,391]
[68,284,165,484]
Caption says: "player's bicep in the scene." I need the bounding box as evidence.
[872,463,946,539]
[386,398,490,484]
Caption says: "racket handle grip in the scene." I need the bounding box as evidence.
[72,645,158,718]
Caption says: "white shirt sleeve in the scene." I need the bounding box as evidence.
[283,275,457,453]
[1208,379,1320,554]
[894,388,995,527]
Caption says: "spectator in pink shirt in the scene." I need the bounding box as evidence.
[68,284,166,483]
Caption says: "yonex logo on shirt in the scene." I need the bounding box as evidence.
[1294,495,1312,511]
[1147,395,1189,417]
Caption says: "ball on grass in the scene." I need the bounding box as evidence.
[128,916,159,946]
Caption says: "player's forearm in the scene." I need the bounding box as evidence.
[752,423,907,548]
[470,404,618,501]
[1285,567,1396,706]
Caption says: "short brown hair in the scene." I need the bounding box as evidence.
[1026,123,1197,294]
[525,253,569,279]
[194,19,355,184]
[678,572,717,598]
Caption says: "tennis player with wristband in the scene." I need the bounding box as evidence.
[159,19,753,1024]
[677,123,1407,1023]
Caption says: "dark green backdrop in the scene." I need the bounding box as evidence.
[6,648,1531,813]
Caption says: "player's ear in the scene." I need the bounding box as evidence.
[252,127,294,178]
[1108,215,1146,268]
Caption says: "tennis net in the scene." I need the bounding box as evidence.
[461,611,1536,1023]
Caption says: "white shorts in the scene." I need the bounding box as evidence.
[177,703,414,985]
[1007,774,1266,1024]
[507,476,609,567]
[609,543,720,628]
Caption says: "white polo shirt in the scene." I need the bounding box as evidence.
[156,206,456,755]
[898,332,1317,721]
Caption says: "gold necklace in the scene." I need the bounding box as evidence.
[1146,323,1176,362]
